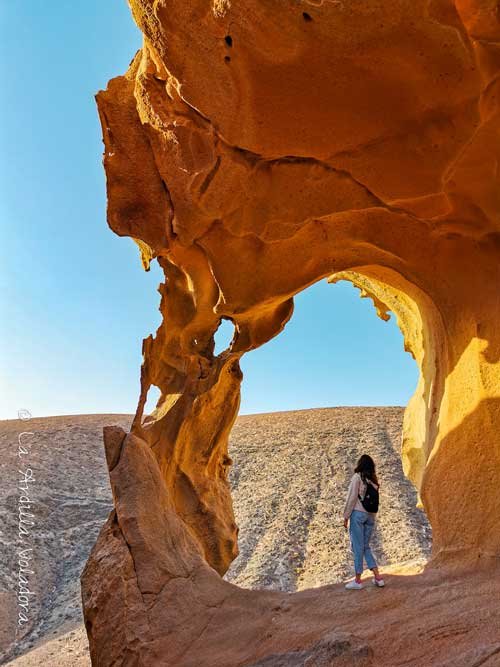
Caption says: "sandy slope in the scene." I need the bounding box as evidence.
[0,408,431,666]
[225,407,430,591]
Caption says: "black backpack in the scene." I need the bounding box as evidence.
[358,478,379,513]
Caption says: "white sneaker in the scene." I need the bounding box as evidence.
[345,580,363,590]
[372,577,385,587]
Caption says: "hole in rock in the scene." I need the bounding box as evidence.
[224,56,231,63]
[214,318,235,355]
[225,35,233,47]
[302,12,313,21]
[144,384,161,416]
[225,278,431,593]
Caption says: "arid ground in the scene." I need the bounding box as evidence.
[1,408,433,665]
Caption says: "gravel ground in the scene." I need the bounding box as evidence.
[226,407,430,591]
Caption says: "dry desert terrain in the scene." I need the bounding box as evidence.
[1,407,433,665]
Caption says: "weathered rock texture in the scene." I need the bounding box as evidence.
[84,0,500,664]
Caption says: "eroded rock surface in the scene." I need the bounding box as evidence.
[83,1,500,664]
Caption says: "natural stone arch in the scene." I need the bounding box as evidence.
[82,1,500,663]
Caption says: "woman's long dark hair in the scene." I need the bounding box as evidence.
[355,454,379,486]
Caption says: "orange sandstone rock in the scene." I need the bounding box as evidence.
[83,0,500,664]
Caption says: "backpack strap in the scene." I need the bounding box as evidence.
[357,475,367,500]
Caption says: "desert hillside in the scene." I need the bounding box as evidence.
[0,407,430,665]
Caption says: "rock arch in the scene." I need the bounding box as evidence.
[82,1,500,663]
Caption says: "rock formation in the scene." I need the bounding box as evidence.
[83,1,500,664]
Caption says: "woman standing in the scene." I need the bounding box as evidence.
[343,454,385,590]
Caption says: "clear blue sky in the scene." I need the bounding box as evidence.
[0,2,417,421]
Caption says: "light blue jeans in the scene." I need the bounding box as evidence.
[349,510,377,574]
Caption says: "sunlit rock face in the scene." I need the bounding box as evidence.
[83,0,500,664]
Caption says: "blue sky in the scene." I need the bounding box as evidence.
[0,2,417,420]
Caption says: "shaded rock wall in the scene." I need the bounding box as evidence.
[83,0,500,663]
